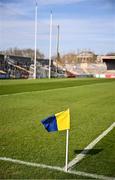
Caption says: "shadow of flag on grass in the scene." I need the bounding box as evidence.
[74,149,103,155]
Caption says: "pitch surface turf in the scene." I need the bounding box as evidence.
[0,78,115,179]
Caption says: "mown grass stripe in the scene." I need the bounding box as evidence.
[0,78,115,95]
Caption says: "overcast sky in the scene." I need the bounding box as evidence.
[0,0,115,57]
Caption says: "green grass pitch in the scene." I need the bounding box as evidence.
[0,78,115,179]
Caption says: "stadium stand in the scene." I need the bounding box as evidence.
[29,58,60,78]
[0,53,115,79]
[0,54,9,79]
[63,63,107,77]
[7,55,32,79]
[0,54,32,79]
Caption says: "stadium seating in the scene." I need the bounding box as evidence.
[0,53,115,79]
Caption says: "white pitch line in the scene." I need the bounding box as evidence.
[0,87,61,97]
[0,157,62,171]
[0,157,114,180]
[67,122,115,170]
[69,170,115,180]
[0,91,38,97]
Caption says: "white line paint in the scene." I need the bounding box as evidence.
[0,86,70,97]
[68,170,115,180]
[67,122,115,170]
[0,91,38,97]
[0,87,64,97]
[0,157,62,171]
[0,157,114,180]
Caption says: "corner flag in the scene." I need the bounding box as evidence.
[41,109,70,132]
[40,109,70,172]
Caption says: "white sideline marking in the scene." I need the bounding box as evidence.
[0,157,62,171]
[69,170,115,180]
[0,157,114,180]
[0,88,62,97]
[0,91,38,97]
[67,122,115,170]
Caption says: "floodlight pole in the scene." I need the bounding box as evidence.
[34,0,38,79]
[56,24,60,74]
[48,11,52,79]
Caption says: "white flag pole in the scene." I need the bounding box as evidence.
[34,0,38,79]
[65,129,69,172]
[48,11,52,79]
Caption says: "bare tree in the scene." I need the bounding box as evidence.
[1,47,44,59]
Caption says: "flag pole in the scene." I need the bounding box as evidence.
[34,0,37,79]
[48,11,52,79]
[65,129,69,172]
[56,24,60,75]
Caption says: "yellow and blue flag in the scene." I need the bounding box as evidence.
[41,109,70,132]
